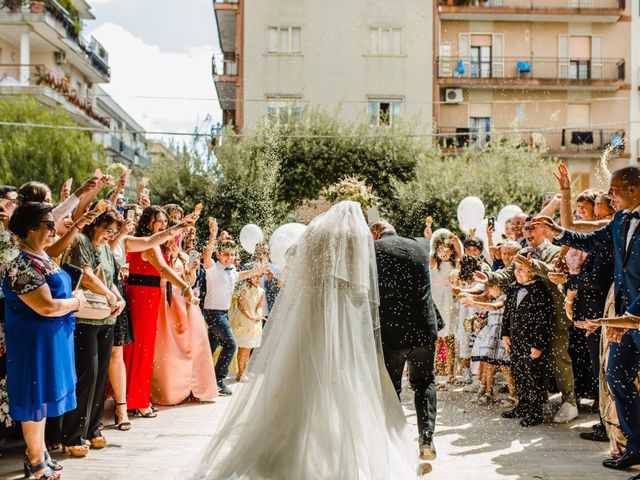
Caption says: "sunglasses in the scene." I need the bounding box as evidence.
[40,220,56,232]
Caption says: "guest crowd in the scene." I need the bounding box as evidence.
[430,163,640,479]
[1,160,640,480]
[0,172,272,480]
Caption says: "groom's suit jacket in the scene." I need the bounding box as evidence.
[374,232,439,350]
[554,210,640,316]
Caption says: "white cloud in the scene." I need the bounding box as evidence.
[91,22,220,142]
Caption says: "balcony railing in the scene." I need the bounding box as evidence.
[212,53,239,77]
[213,0,239,4]
[437,127,626,153]
[0,63,110,126]
[439,0,624,9]
[438,56,625,82]
[0,1,111,80]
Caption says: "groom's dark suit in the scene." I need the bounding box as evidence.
[374,231,439,437]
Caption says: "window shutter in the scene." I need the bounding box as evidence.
[591,35,603,80]
[439,43,452,77]
[459,33,471,77]
[558,35,570,79]
[491,33,504,78]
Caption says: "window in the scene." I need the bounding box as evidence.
[266,97,302,125]
[368,27,403,56]
[569,60,590,80]
[368,99,402,126]
[268,27,302,54]
[469,117,491,147]
[470,46,491,78]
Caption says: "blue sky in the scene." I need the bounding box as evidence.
[85,0,221,139]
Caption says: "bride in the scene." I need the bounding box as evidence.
[193,201,418,479]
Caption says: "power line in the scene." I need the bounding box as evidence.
[0,119,637,139]
[91,92,634,106]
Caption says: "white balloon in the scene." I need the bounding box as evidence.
[457,196,485,234]
[268,223,307,268]
[239,224,264,255]
[497,205,523,230]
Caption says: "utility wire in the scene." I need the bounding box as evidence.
[0,119,637,139]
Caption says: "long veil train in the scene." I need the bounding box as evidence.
[192,201,417,480]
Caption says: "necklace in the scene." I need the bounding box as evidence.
[18,240,47,258]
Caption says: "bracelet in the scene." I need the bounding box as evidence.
[73,297,81,312]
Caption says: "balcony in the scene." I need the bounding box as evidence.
[106,136,148,167]
[213,0,238,54]
[438,56,625,91]
[437,127,626,157]
[212,53,238,111]
[438,0,624,23]
[0,1,110,82]
[0,64,110,126]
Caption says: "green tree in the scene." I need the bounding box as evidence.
[216,109,423,211]
[0,96,101,193]
[389,138,559,236]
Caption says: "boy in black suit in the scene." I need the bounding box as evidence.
[501,264,554,427]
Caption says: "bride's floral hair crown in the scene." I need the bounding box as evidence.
[322,176,378,211]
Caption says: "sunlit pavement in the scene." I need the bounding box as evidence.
[0,379,635,480]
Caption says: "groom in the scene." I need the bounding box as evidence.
[370,220,441,461]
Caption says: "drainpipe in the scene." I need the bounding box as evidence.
[630,0,639,164]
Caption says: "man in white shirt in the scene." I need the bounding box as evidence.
[202,220,267,395]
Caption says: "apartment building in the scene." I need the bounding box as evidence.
[212,0,433,132]
[435,0,636,189]
[94,85,148,171]
[0,0,111,128]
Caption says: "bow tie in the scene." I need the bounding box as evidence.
[225,267,234,271]
[623,211,640,220]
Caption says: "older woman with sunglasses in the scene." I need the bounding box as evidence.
[3,202,87,480]
[59,209,125,458]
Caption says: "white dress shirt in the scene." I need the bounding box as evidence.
[624,205,640,250]
[204,261,240,311]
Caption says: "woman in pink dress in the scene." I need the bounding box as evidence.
[151,231,217,405]
[123,207,197,417]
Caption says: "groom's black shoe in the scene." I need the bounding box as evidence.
[602,451,640,470]
[419,431,436,460]
[501,407,525,419]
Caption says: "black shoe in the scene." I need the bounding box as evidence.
[579,429,609,442]
[499,385,509,394]
[628,474,640,480]
[603,451,640,470]
[218,383,232,396]
[419,431,436,461]
[501,407,524,419]
[520,416,543,427]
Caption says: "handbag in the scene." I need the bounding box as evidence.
[75,264,112,321]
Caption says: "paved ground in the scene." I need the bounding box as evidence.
[0,378,637,480]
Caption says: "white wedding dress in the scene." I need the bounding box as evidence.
[192,201,418,480]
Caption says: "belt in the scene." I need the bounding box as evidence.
[209,309,228,315]
[128,274,161,288]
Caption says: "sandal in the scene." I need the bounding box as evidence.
[114,402,132,431]
[132,408,157,418]
[44,451,63,471]
[24,455,61,480]
[89,436,107,449]
[62,445,89,458]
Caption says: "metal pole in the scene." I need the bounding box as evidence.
[630,0,639,164]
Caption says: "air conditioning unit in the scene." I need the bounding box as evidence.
[54,51,67,65]
[445,88,463,104]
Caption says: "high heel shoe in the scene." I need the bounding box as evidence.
[23,455,61,479]
[44,451,62,471]
[61,445,89,458]
[114,402,132,431]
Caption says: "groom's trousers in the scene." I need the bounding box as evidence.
[383,345,437,436]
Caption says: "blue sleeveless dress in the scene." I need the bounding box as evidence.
[2,252,77,422]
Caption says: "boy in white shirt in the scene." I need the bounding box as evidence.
[203,220,267,395]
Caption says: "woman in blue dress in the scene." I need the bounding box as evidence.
[3,202,86,480]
